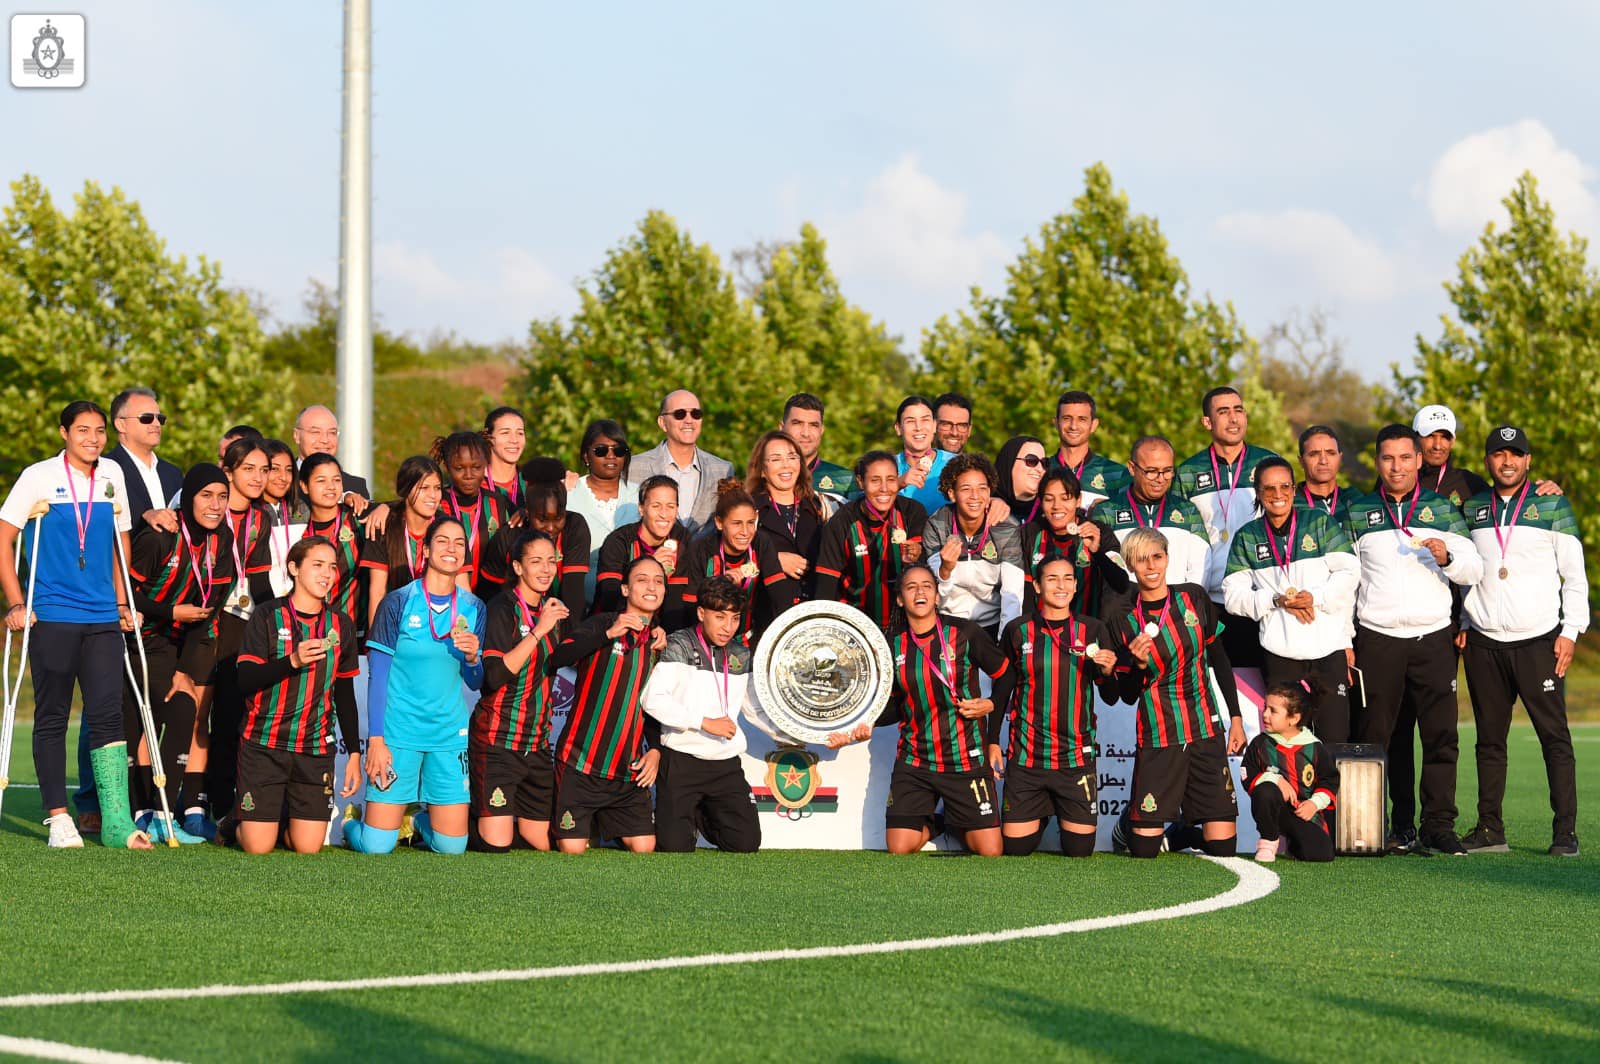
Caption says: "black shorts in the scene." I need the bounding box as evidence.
[235,742,334,823]
[469,739,555,821]
[886,761,1000,833]
[1128,733,1237,825]
[1002,761,1097,826]
[552,761,655,841]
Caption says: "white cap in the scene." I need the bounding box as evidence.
[1412,404,1456,437]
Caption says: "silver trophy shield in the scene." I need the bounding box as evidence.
[754,601,894,744]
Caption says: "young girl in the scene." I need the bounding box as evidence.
[814,451,927,632]
[595,475,692,630]
[682,479,797,643]
[433,430,511,600]
[125,464,234,842]
[345,516,486,855]
[1242,679,1339,863]
[483,406,529,511]
[296,453,369,626]
[471,529,569,851]
[362,456,465,629]
[231,536,362,854]
[746,429,831,600]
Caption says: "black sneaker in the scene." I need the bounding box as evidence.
[1384,826,1420,855]
[1460,825,1510,853]
[1422,829,1468,856]
[1549,834,1580,857]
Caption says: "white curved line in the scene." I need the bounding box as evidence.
[0,856,1276,1010]
[0,1034,182,1063]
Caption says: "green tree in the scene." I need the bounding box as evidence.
[754,223,911,462]
[1389,171,1600,610]
[1259,306,1379,481]
[919,163,1291,462]
[260,279,425,376]
[514,211,789,466]
[0,175,293,486]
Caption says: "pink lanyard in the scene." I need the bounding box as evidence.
[487,468,520,508]
[718,544,757,586]
[1138,595,1172,638]
[694,625,730,715]
[1492,480,1532,572]
[425,587,459,641]
[1434,463,1449,493]
[1127,487,1167,529]
[1382,484,1423,538]
[404,529,426,578]
[862,500,902,562]
[958,518,991,559]
[910,622,957,695]
[1263,509,1297,581]
[1041,617,1082,657]
[514,586,542,637]
[1208,446,1243,523]
[1302,484,1337,515]
[179,522,216,607]
[230,507,257,585]
[62,455,94,569]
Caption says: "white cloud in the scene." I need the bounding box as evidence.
[1212,209,1399,303]
[372,241,573,339]
[1425,119,1599,237]
[375,240,461,301]
[822,155,1008,292]
[495,247,566,306]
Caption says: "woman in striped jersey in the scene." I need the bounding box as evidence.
[125,464,234,842]
[433,430,512,600]
[814,451,927,632]
[1110,528,1245,859]
[295,454,369,627]
[993,558,1119,857]
[229,536,361,854]
[548,554,665,854]
[483,406,528,512]
[362,456,465,630]
[682,479,798,644]
[595,475,692,630]
[875,564,1012,857]
[471,529,569,852]
[1021,469,1122,621]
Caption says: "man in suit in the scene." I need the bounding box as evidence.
[628,389,732,534]
[293,404,371,501]
[105,387,183,535]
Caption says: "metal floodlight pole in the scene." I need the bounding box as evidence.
[336,0,373,484]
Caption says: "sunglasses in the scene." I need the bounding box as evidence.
[121,412,168,426]
[590,444,630,458]
[1016,454,1047,468]
[664,408,703,421]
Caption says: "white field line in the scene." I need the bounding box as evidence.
[0,1034,182,1063]
[0,856,1276,1010]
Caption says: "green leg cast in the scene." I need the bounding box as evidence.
[90,742,143,849]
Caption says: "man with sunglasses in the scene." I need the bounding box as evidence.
[629,389,733,535]
[105,387,182,536]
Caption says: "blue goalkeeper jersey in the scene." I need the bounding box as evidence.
[367,581,486,751]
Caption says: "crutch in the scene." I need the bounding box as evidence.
[112,513,180,847]
[0,503,47,824]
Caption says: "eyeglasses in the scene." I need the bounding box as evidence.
[937,420,972,433]
[1132,463,1175,479]
[120,412,168,426]
[665,408,703,421]
[590,444,631,458]
[1015,454,1047,469]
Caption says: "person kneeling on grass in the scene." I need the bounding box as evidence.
[469,529,569,852]
[850,564,1012,857]
[345,516,485,856]
[548,555,666,854]
[1242,679,1339,863]
[992,558,1119,858]
[227,536,362,853]
[1109,528,1245,859]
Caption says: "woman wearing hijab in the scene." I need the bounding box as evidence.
[994,436,1049,525]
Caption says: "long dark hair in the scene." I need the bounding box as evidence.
[745,429,821,517]
[384,455,443,575]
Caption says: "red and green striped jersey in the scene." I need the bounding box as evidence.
[1020,520,1121,618]
[682,530,799,643]
[551,612,657,778]
[303,508,367,623]
[127,525,235,641]
[887,615,1008,773]
[1000,613,1110,769]
[483,467,528,514]
[1110,583,1225,748]
[815,497,928,630]
[1241,731,1340,830]
[441,488,511,598]
[474,587,561,753]
[595,521,693,629]
[237,602,359,754]
[479,510,592,620]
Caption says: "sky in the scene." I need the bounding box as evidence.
[4,1,1599,381]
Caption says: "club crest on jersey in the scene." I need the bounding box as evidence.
[1183,609,1199,626]
[104,482,114,498]
[1419,506,1435,524]
[1171,510,1186,523]
[489,787,507,808]
[1301,763,1315,788]
[1091,473,1105,490]
[1524,504,1538,521]
[980,542,997,561]
[240,792,255,812]
[1300,534,1317,552]
[559,810,575,830]
[819,476,834,490]
[487,517,499,536]
[1140,792,1157,813]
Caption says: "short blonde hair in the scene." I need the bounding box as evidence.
[1119,528,1169,565]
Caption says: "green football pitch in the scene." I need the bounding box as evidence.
[0,724,1593,1063]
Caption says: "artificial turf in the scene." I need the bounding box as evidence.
[0,723,1593,1063]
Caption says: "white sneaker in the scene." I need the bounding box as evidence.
[46,813,84,848]
[1254,838,1277,863]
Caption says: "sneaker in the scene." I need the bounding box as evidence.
[1254,838,1277,863]
[1549,834,1580,857]
[45,813,84,849]
[181,811,218,843]
[1460,825,1510,853]
[1384,826,1420,855]
[147,813,206,845]
[1422,829,1468,856]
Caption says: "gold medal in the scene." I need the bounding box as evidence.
[236,593,250,608]
[1284,586,1298,598]
[1498,566,1508,580]
[454,615,470,632]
